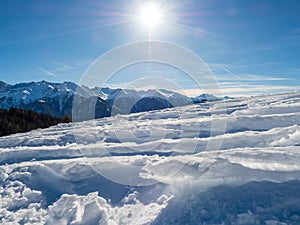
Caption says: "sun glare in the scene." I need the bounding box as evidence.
[138,2,164,30]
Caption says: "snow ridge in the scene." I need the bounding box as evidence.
[1,90,300,224]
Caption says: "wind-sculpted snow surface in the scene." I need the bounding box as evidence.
[1,91,300,224]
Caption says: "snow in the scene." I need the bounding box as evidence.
[23,90,30,95]
[0,81,193,117]
[1,90,300,224]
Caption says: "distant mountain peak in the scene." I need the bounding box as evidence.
[192,93,220,103]
[0,80,11,86]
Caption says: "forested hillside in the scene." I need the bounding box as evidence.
[0,108,71,137]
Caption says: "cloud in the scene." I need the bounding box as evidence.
[283,29,300,45]
[50,61,77,73]
[209,64,289,81]
[208,63,246,70]
[38,67,60,79]
[287,68,300,75]
[290,29,300,34]
[55,65,74,72]
[176,85,299,97]
[217,74,290,81]
[193,28,207,38]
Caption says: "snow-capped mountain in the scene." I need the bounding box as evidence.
[192,93,220,103]
[0,81,89,117]
[0,81,193,119]
[1,90,300,224]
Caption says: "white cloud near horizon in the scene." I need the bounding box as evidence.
[176,85,299,97]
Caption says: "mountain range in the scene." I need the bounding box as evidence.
[0,80,221,121]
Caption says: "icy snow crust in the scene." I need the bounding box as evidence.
[1,91,300,224]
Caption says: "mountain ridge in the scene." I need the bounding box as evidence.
[0,80,221,120]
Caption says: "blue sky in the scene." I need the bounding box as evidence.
[0,0,299,96]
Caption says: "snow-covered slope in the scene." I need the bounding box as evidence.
[1,90,300,224]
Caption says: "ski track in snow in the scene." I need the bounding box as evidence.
[1,91,300,224]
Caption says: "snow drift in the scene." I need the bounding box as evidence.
[1,90,300,224]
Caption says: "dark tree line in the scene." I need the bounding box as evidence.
[0,107,71,137]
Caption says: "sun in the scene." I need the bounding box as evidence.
[138,2,164,30]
